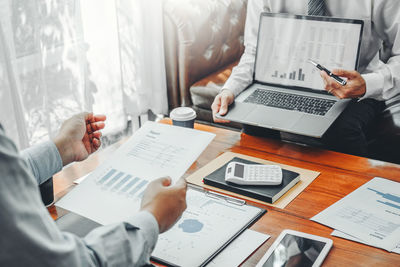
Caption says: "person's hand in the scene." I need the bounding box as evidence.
[54,112,106,166]
[320,69,366,99]
[140,177,187,233]
[211,89,235,123]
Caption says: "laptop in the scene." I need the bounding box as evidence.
[217,13,364,138]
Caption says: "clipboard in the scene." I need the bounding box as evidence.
[151,185,266,267]
[56,185,266,267]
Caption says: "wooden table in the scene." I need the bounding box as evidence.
[50,120,400,266]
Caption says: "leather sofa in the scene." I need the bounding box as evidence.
[163,0,247,126]
[162,0,400,164]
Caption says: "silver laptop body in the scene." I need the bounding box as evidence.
[218,13,364,138]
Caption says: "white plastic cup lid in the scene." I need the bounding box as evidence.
[170,107,197,121]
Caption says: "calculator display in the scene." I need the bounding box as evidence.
[234,163,244,178]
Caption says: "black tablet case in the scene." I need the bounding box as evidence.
[203,157,300,203]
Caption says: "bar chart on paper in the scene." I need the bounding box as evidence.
[312,177,400,251]
[95,168,149,199]
[367,188,400,210]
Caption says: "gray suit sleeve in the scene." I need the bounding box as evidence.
[0,127,159,267]
[20,140,63,185]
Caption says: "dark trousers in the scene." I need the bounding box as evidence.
[322,99,385,157]
[243,99,385,157]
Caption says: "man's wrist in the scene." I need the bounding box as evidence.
[53,135,74,166]
[220,88,234,96]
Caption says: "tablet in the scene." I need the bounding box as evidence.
[256,229,333,267]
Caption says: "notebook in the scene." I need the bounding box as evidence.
[203,157,300,203]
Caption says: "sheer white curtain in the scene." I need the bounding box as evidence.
[0,0,167,149]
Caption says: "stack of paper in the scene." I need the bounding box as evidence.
[330,230,400,254]
[311,177,400,253]
[207,229,269,267]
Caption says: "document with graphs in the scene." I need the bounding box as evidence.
[331,230,400,254]
[311,177,400,252]
[56,121,215,225]
[151,187,265,267]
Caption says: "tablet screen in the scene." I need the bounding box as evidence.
[262,234,326,267]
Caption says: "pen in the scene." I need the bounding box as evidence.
[308,59,347,86]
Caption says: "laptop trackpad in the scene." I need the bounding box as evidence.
[246,107,302,130]
[217,102,254,121]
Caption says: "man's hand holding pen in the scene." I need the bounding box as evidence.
[320,69,366,99]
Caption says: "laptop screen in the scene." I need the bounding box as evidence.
[254,14,363,92]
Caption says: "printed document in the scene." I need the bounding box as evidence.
[331,230,400,254]
[151,188,264,266]
[73,172,91,184]
[312,177,400,251]
[56,122,215,225]
[207,229,270,267]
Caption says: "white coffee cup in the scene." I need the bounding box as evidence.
[170,107,197,128]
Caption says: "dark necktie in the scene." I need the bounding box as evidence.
[308,0,327,16]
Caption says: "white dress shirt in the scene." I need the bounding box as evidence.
[0,124,159,266]
[224,0,400,101]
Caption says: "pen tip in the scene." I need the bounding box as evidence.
[308,59,316,66]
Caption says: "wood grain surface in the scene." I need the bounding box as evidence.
[50,119,400,266]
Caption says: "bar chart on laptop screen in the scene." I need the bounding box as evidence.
[255,16,362,90]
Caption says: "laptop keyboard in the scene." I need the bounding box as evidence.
[244,89,336,116]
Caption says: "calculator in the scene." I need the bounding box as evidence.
[225,162,283,186]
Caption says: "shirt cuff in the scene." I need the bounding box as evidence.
[20,141,63,185]
[125,211,159,254]
[222,79,246,97]
[360,73,384,100]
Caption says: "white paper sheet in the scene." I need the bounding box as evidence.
[207,229,270,267]
[151,188,264,267]
[56,122,215,225]
[312,177,400,251]
[331,230,400,254]
[73,172,91,184]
